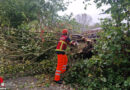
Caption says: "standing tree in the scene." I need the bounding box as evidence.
[0,0,68,28]
[75,13,92,32]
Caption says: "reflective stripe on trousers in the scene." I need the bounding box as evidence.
[62,55,68,73]
[54,54,63,81]
[54,54,68,81]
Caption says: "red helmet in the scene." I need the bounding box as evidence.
[62,29,68,34]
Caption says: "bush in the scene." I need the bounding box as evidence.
[64,19,129,90]
[65,56,129,89]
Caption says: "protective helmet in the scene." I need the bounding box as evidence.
[62,29,68,34]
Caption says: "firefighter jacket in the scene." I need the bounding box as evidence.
[56,35,73,54]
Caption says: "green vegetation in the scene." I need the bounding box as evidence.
[64,0,130,89]
[0,59,56,78]
[0,0,129,89]
[0,0,68,28]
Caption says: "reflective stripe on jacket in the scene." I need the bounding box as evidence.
[56,35,70,52]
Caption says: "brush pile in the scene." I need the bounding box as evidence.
[0,28,57,61]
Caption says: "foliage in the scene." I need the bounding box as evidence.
[57,14,81,33]
[0,0,39,27]
[65,55,130,89]
[0,0,68,28]
[84,0,130,26]
[0,0,79,83]
[65,19,129,89]
[0,58,57,78]
[0,0,129,89]
[0,27,57,61]
[64,0,130,89]
[40,0,69,28]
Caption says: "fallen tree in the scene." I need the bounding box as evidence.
[0,27,96,62]
[0,27,57,61]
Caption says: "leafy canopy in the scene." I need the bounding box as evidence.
[0,0,68,28]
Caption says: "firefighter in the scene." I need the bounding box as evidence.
[54,29,76,84]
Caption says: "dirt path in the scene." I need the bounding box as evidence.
[4,76,73,90]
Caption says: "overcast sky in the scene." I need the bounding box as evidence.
[58,0,110,25]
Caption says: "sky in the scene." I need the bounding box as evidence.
[58,0,110,25]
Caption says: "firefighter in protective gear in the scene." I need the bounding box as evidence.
[54,29,75,84]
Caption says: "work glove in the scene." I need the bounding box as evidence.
[70,41,76,47]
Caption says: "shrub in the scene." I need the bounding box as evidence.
[64,19,129,90]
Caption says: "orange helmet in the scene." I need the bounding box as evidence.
[62,29,68,34]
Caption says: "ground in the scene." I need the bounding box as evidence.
[5,76,74,90]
